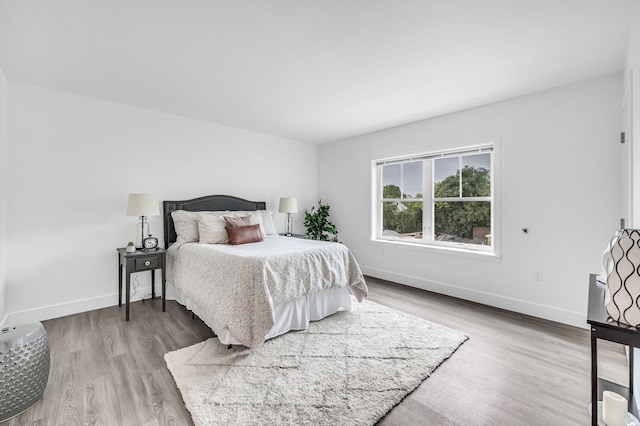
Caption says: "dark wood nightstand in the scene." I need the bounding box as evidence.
[117,247,166,321]
[279,233,308,239]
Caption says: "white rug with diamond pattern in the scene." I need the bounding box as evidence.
[164,300,468,426]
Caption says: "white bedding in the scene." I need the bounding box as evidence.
[166,236,368,347]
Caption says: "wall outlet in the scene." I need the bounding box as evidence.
[534,271,543,281]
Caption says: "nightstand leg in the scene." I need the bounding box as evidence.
[125,272,131,321]
[162,263,166,312]
[591,331,598,426]
[151,269,156,300]
[118,255,122,307]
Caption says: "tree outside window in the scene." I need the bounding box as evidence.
[377,146,493,251]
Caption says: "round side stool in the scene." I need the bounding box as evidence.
[0,323,50,422]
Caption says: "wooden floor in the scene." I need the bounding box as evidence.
[4,277,627,425]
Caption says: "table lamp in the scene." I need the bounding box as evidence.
[126,193,160,248]
[278,196,298,237]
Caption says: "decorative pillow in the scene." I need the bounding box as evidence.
[197,213,229,244]
[230,211,277,235]
[224,215,251,227]
[225,224,264,245]
[230,211,267,238]
[172,210,229,243]
[259,210,278,236]
[171,210,199,243]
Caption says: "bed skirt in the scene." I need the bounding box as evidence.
[168,283,354,346]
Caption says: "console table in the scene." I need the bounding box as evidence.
[587,273,640,425]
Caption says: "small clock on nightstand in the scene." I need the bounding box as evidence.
[142,235,159,252]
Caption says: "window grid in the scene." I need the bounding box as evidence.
[375,144,494,252]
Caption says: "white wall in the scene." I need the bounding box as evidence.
[624,0,640,404]
[4,82,317,324]
[627,1,640,226]
[318,74,622,328]
[0,68,7,325]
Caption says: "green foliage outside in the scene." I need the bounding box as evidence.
[434,166,491,240]
[383,165,491,243]
[382,184,422,235]
[434,165,491,198]
[382,184,402,199]
[382,200,422,235]
[304,200,339,242]
[434,201,490,240]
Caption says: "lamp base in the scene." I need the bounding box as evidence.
[284,213,293,236]
[135,216,149,249]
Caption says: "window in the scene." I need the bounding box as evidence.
[374,143,495,253]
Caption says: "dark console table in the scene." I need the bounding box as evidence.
[587,273,640,425]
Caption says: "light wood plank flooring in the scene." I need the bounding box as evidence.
[4,276,627,425]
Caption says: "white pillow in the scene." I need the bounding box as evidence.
[197,213,229,244]
[172,210,229,243]
[260,210,278,236]
[171,210,199,243]
[232,210,278,236]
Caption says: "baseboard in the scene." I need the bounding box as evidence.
[3,268,586,328]
[361,265,587,329]
[3,284,157,325]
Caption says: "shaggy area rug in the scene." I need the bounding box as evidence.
[164,300,468,426]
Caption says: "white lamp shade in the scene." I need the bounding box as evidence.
[278,197,298,213]
[126,193,160,217]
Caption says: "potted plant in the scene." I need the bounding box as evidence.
[304,200,338,242]
[126,241,136,253]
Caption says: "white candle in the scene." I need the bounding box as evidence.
[603,391,628,426]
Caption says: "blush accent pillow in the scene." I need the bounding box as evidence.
[229,212,267,238]
[225,224,264,245]
[224,215,251,227]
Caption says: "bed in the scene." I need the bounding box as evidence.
[163,194,368,347]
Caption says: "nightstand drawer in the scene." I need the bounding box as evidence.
[135,256,158,270]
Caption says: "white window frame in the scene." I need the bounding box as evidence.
[371,140,500,257]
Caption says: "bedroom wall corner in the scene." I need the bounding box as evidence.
[0,67,8,326]
[3,82,318,323]
[626,0,640,227]
[623,0,640,408]
[317,74,622,328]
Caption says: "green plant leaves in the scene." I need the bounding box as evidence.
[304,200,339,242]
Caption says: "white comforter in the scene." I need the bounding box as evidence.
[167,236,368,347]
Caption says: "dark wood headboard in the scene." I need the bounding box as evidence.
[163,194,267,247]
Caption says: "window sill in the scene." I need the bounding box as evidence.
[369,238,501,262]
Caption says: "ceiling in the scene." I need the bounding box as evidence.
[0,0,636,144]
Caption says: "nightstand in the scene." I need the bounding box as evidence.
[279,233,308,239]
[117,247,166,321]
